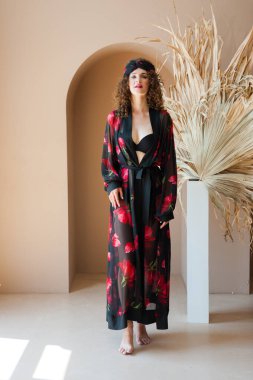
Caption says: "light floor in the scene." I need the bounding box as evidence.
[0,274,252,380]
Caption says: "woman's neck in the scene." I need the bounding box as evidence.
[130,97,149,115]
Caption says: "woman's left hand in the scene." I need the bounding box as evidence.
[160,221,169,229]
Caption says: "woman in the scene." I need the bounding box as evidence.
[101,58,177,355]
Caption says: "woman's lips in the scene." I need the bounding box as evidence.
[135,85,143,88]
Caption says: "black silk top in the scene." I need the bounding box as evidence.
[132,133,155,153]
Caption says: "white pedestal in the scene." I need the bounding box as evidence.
[187,179,209,323]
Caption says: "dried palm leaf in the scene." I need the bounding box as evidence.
[135,5,253,242]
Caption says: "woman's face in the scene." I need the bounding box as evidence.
[128,68,149,97]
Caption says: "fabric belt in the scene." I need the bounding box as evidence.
[121,163,159,225]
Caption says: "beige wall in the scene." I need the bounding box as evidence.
[0,0,252,293]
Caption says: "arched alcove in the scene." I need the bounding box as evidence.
[66,43,173,288]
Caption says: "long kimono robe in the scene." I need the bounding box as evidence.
[101,106,177,330]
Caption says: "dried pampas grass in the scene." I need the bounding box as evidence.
[135,5,253,242]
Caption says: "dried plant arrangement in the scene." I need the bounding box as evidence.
[135,5,253,243]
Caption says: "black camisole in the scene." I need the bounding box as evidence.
[133,133,154,153]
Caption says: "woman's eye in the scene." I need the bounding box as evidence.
[131,75,147,79]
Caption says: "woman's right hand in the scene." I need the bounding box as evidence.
[109,187,124,208]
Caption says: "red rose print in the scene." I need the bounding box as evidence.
[121,167,128,182]
[156,273,168,304]
[114,118,121,131]
[107,112,114,125]
[106,276,112,292]
[118,259,135,284]
[146,269,156,286]
[107,111,120,131]
[161,194,173,214]
[112,233,121,247]
[134,234,139,250]
[125,241,135,253]
[168,175,177,184]
[145,297,150,307]
[102,158,119,176]
[106,277,112,304]
[118,137,125,149]
[114,205,133,225]
[152,142,161,159]
[145,225,155,241]
[102,158,108,167]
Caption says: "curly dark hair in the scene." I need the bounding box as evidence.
[112,63,166,118]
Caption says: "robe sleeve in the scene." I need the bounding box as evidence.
[101,113,122,195]
[154,112,177,222]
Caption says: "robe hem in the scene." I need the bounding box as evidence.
[106,307,169,330]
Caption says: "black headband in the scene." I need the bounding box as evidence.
[123,58,156,77]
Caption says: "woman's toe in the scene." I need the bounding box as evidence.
[136,337,143,345]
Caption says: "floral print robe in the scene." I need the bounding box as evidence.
[101,106,177,330]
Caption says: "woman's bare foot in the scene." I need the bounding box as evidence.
[118,320,134,355]
[136,323,151,345]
